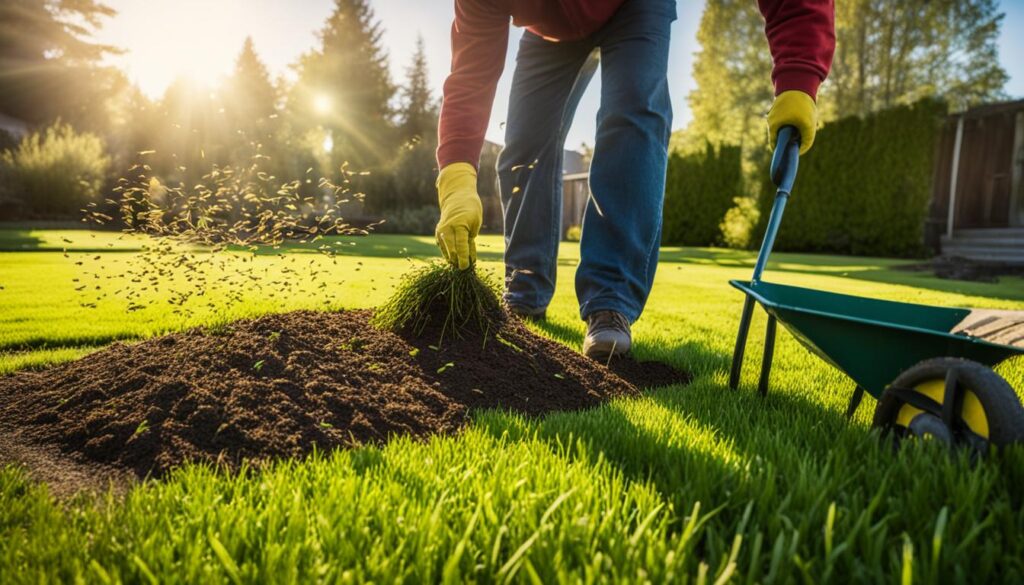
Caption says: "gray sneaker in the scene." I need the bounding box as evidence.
[583,311,631,361]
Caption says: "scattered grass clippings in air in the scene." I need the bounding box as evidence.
[74,149,379,317]
[372,262,504,344]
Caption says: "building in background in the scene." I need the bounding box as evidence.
[481,141,592,240]
[929,100,1024,264]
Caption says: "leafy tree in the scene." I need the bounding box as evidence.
[685,0,772,153]
[829,0,1007,117]
[684,0,1008,152]
[288,0,395,173]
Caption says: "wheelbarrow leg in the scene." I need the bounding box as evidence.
[845,385,865,419]
[729,296,756,390]
[758,315,777,396]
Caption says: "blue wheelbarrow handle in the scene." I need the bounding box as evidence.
[728,125,800,392]
[752,126,801,283]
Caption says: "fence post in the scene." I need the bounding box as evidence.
[946,115,965,239]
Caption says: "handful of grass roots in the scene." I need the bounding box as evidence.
[373,262,505,342]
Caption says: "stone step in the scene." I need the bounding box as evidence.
[941,243,1024,264]
[941,235,1024,248]
[951,227,1024,239]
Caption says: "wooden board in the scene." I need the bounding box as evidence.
[951,309,1024,348]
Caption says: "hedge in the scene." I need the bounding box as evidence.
[754,98,946,257]
[662,142,743,246]
[0,122,109,218]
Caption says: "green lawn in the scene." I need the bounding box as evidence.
[2,229,1023,583]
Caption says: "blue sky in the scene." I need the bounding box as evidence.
[100,0,1024,150]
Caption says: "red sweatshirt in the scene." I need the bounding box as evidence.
[437,0,835,169]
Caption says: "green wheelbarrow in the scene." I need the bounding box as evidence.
[729,127,1024,452]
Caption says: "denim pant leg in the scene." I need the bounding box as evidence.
[498,32,598,311]
[576,0,675,322]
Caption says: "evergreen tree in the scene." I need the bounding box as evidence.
[288,0,395,172]
[225,37,278,135]
[0,0,121,129]
[370,35,439,213]
[397,35,438,144]
[222,37,281,169]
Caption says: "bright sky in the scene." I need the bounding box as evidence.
[97,0,1024,150]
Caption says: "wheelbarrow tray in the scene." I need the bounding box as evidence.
[730,279,1024,398]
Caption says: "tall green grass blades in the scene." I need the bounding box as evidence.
[3,235,1024,582]
[901,534,915,585]
[372,262,503,342]
[131,554,159,585]
[824,501,836,558]
[208,531,242,585]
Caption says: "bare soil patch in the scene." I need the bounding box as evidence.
[0,309,688,488]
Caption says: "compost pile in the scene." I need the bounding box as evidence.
[0,269,686,481]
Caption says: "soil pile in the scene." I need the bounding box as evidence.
[0,309,687,479]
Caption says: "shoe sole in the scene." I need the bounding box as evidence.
[583,339,631,362]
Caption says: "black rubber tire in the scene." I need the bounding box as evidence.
[873,358,1024,448]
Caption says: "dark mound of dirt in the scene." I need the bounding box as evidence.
[0,310,688,480]
[898,257,1024,283]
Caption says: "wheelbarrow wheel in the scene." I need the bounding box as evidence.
[873,358,1024,452]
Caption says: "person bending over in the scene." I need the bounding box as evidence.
[434,0,835,360]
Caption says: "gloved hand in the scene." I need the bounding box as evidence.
[767,90,817,155]
[435,162,482,270]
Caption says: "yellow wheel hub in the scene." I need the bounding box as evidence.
[895,379,990,439]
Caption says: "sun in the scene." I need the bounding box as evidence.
[104,0,247,97]
[313,94,333,115]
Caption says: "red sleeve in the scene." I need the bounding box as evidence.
[757,0,835,100]
[436,0,510,169]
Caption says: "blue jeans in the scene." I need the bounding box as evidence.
[497,0,675,323]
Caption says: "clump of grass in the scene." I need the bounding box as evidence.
[372,262,504,343]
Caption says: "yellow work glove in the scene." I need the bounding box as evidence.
[767,90,817,155]
[435,162,482,270]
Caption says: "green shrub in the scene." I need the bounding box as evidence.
[754,98,946,257]
[662,143,743,246]
[0,122,109,218]
[719,195,759,249]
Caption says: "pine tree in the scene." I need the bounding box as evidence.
[225,37,278,133]
[0,0,120,128]
[369,35,439,213]
[221,37,281,169]
[398,35,438,144]
[288,0,396,172]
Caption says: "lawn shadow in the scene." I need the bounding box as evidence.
[658,247,1024,303]
[246,234,508,263]
[474,336,876,512]
[0,230,44,251]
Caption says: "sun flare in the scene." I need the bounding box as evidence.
[313,94,333,115]
[107,0,248,96]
